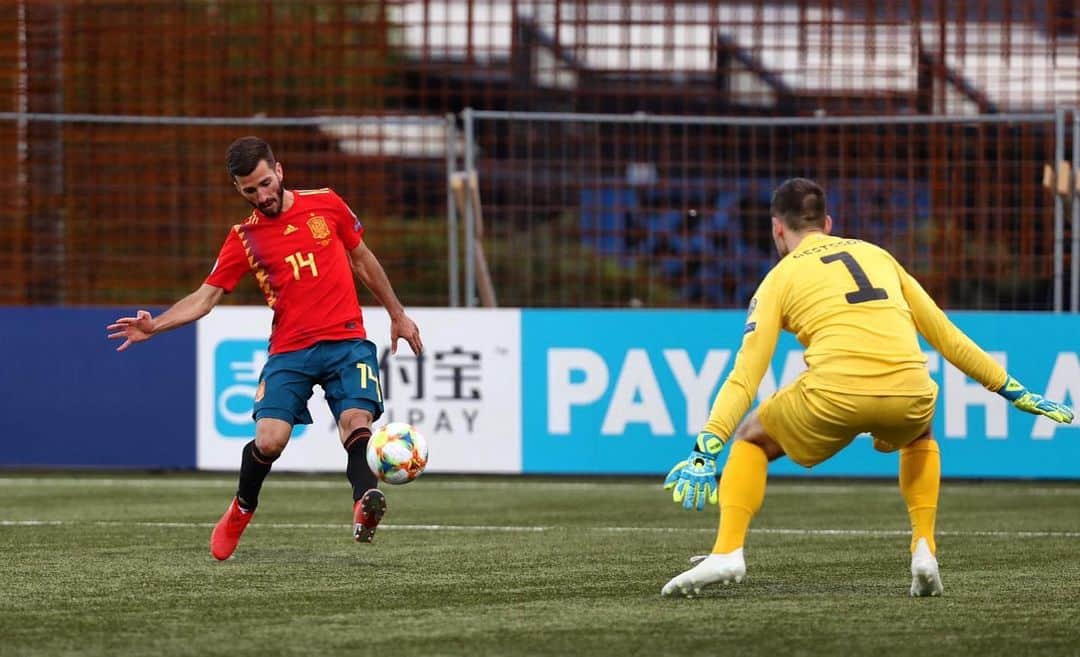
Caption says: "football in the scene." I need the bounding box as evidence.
[366,422,429,485]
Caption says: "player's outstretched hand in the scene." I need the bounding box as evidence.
[390,313,423,355]
[663,431,727,511]
[106,310,156,352]
[1015,392,1074,424]
[998,376,1074,424]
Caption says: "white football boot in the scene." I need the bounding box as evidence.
[661,548,746,597]
[909,538,944,597]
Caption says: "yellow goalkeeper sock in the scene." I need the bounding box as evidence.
[899,438,941,554]
[713,440,768,554]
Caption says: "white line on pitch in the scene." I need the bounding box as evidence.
[1,477,1079,496]
[0,520,547,532]
[0,476,863,492]
[0,477,882,494]
[1,519,1078,538]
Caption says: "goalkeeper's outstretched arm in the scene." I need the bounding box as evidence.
[898,266,1074,424]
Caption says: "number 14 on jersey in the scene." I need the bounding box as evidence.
[285,251,318,280]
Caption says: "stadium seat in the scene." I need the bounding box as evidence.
[579,187,640,255]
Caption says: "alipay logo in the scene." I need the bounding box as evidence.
[214,340,307,438]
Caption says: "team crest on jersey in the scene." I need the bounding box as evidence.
[307,215,331,240]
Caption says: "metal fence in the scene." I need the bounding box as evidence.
[3,109,1078,311]
[7,1,1080,311]
[0,113,454,306]
[459,109,1080,311]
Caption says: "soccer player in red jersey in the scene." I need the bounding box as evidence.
[108,137,423,560]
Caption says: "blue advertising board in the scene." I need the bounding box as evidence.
[521,310,1080,479]
[1,307,1077,478]
[0,308,196,469]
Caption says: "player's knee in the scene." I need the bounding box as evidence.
[253,417,292,458]
[340,407,373,428]
[253,439,285,460]
[338,409,372,440]
[254,431,289,459]
[872,438,898,453]
[733,415,761,443]
[732,415,785,460]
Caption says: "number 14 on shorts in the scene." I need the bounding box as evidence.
[357,362,383,402]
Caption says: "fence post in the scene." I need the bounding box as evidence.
[1072,108,1079,313]
[1054,107,1065,313]
[445,113,460,307]
[14,0,28,303]
[462,107,477,308]
[25,2,65,304]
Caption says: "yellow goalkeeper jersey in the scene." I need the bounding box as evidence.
[703,232,1009,439]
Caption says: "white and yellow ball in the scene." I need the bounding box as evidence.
[365,422,429,485]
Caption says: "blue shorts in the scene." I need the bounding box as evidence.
[253,339,383,426]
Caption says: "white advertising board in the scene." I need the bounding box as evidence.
[196,307,522,473]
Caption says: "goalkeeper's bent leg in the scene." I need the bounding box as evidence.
[713,440,769,554]
[899,437,940,555]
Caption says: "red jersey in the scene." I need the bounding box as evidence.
[205,188,367,354]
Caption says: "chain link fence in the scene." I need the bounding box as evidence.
[6,1,1080,311]
[461,109,1078,310]
[3,109,1078,311]
[0,113,454,306]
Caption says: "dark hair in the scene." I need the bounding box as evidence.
[770,177,827,231]
[225,136,276,178]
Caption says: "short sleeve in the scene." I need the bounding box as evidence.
[204,228,249,293]
[330,189,364,251]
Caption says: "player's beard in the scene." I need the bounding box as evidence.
[255,183,285,217]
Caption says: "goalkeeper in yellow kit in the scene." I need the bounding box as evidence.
[662,178,1074,598]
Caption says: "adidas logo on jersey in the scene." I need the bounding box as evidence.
[284,224,298,235]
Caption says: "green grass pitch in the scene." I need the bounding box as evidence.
[2,473,1079,657]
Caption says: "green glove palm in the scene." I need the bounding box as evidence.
[998,377,1074,424]
[663,432,727,511]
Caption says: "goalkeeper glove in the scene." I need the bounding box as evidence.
[663,431,727,511]
[997,376,1075,424]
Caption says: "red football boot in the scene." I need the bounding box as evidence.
[353,489,386,543]
[210,497,254,560]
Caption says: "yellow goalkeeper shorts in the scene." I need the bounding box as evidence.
[757,373,938,468]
